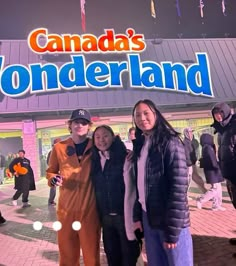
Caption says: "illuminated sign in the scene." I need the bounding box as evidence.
[0,28,214,98]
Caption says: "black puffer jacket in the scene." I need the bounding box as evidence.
[199,133,224,184]
[134,136,190,244]
[211,102,236,184]
[91,136,127,219]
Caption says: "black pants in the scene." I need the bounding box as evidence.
[102,214,140,266]
[13,183,30,203]
[226,179,236,209]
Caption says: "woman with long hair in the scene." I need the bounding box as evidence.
[129,99,193,266]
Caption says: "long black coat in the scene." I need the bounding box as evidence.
[9,157,36,191]
[199,134,224,184]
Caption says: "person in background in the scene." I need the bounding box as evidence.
[131,99,193,266]
[0,152,6,184]
[91,125,140,266]
[5,153,14,180]
[211,102,236,250]
[0,211,7,225]
[183,128,206,199]
[46,137,62,206]
[197,133,225,211]
[46,108,101,266]
[9,149,35,208]
[192,134,200,159]
[6,153,13,168]
[124,127,136,151]
[183,127,197,199]
[191,133,207,194]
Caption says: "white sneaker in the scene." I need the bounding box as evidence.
[22,202,31,208]
[11,200,17,206]
[196,198,202,209]
[212,206,226,211]
[218,206,226,211]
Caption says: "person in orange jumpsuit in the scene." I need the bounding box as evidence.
[46,109,101,266]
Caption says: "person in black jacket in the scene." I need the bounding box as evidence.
[211,103,236,204]
[197,133,225,211]
[131,99,193,266]
[183,128,207,198]
[91,125,140,266]
[211,102,236,247]
[9,149,35,208]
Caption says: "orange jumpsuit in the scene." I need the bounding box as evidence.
[46,137,101,266]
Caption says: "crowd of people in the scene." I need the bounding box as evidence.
[1,100,236,265]
[44,100,236,265]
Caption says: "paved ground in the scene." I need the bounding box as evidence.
[0,171,236,266]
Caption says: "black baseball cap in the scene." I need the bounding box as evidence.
[68,109,91,122]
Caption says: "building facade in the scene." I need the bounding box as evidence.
[0,37,236,179]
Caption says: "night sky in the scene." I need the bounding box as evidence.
[0,0,235,40]
[0,0,153,39]
[0,0,82,39]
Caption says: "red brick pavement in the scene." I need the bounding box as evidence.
[0,175,236,266]
[189,181,236,266]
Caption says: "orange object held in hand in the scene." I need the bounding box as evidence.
[5,168,13,178]
[13,163,28,175]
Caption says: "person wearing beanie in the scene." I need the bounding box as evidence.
[211,102,236,252]
[197,133,225,211]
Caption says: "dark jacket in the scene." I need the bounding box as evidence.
[46,150,52,165]
[199,133,224,184]
[91,136,127,219]
[9,157,36,191]
[192,136,200,159]
[211,102,236,184]
[134,136,190,244]
[0,155,6,168]
[183,129,197,166]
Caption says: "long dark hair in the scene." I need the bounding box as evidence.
[132,99,180,158]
